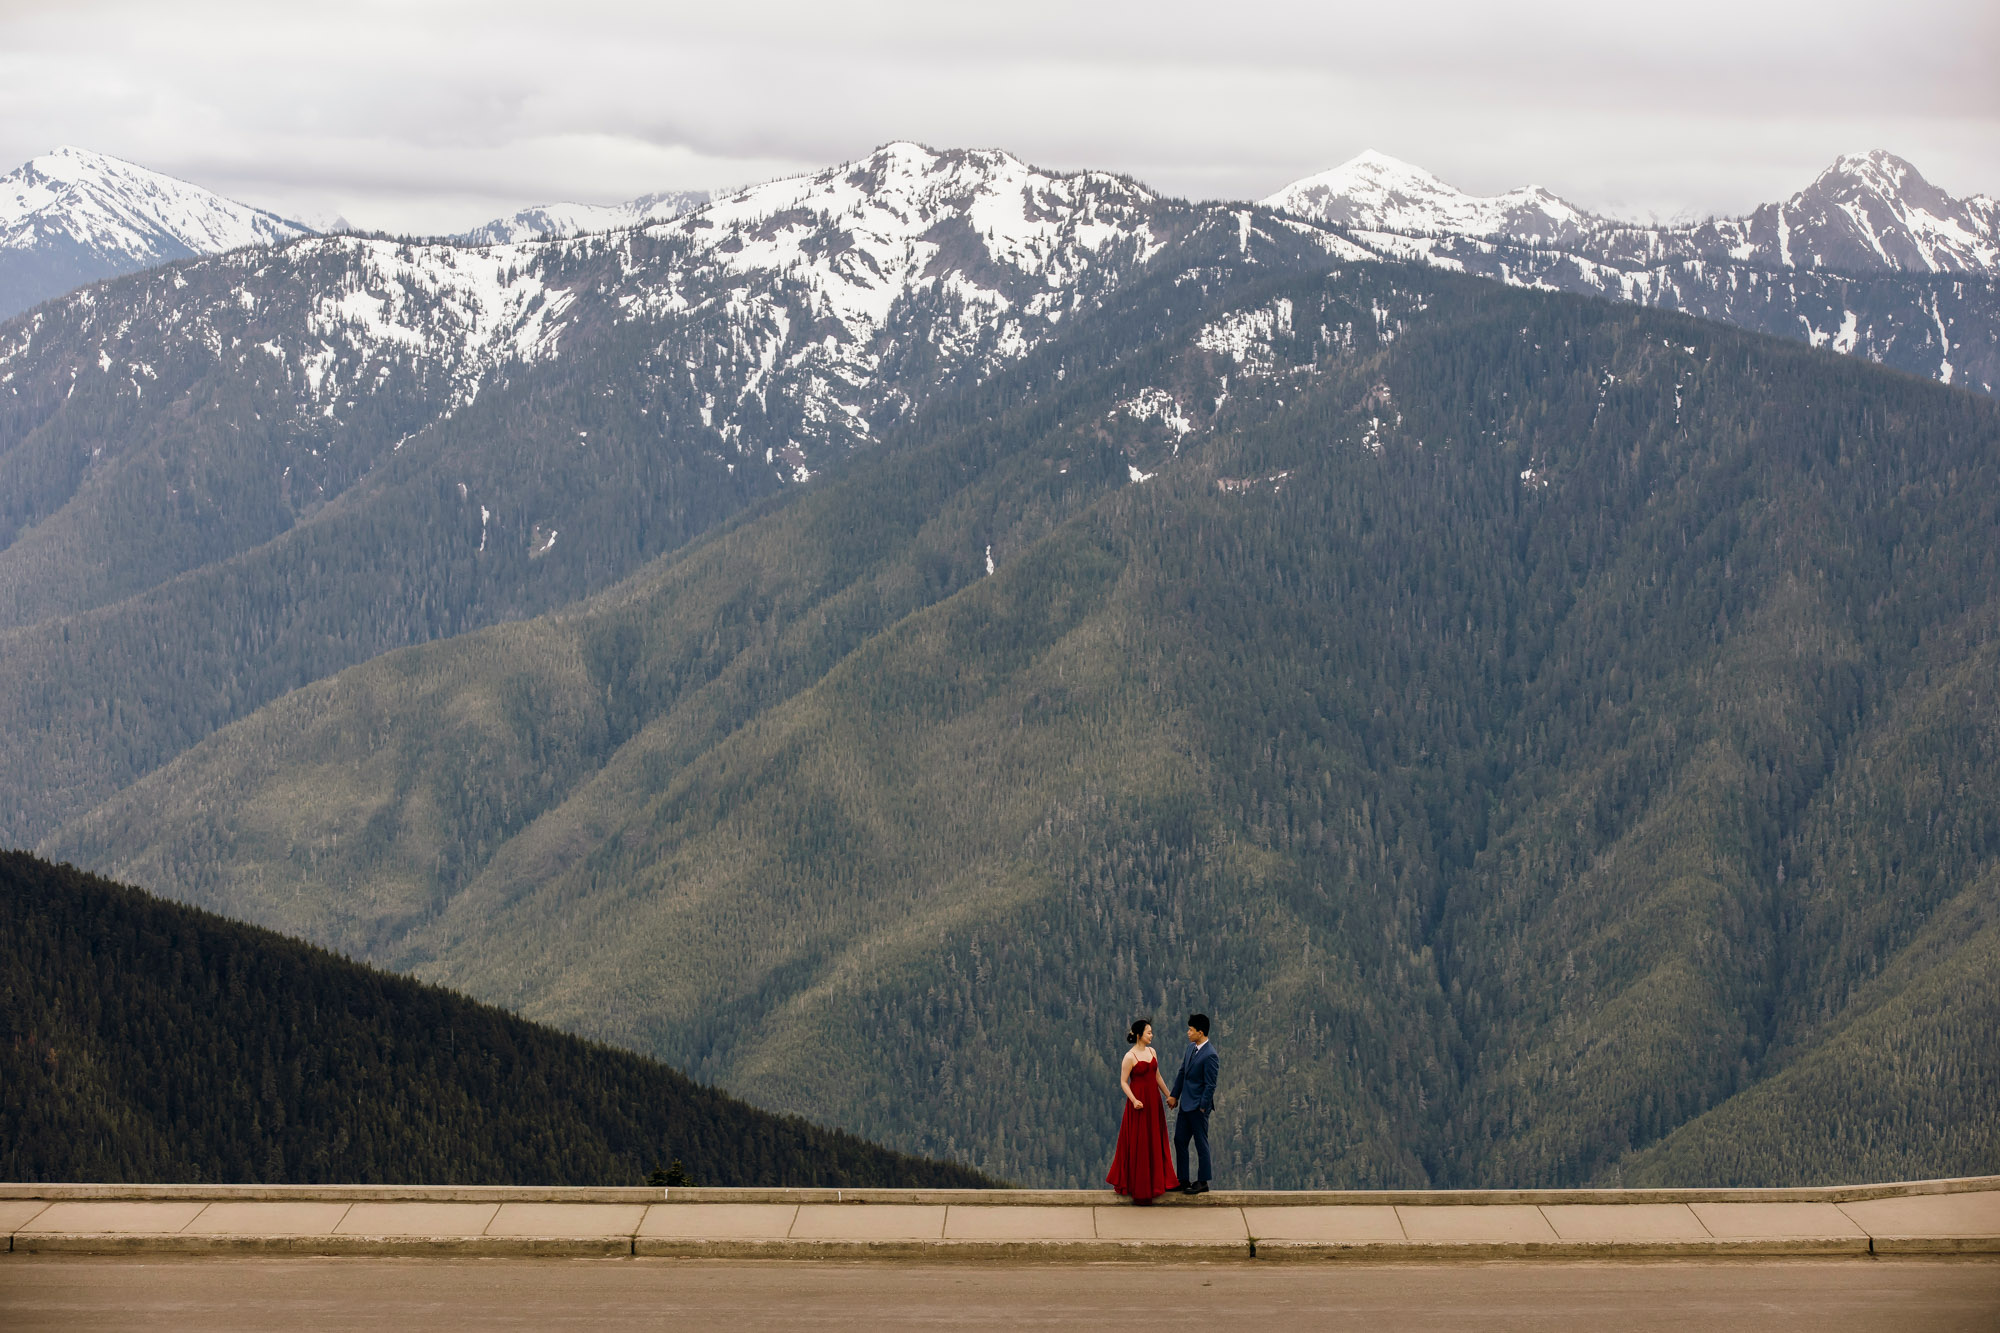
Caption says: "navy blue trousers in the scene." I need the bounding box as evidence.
[1175,1109,1211,1184]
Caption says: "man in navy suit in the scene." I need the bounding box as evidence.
[1167,1012,1218,1194]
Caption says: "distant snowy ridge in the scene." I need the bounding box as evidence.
[1264,148,2000,393]
[1264,150,1589,247]
[0,147,310,261]
[458,189,711,245]
[1,142,1169,497]
[1266,149,1999,279]
[0,146,312,319]
[428,141,1167,470]
[611,142,1163,468]
[6,135,1995,539]
[2,134,1993,661]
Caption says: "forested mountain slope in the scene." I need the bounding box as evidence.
[0,145,1183,843]
[0,850,991,1187]
[1619,642,2000,1186]
[47,218,2000,1188]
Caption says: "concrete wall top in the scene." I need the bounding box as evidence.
[3,1175,1995,1207]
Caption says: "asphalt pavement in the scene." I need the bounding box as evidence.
[3,1255,1997,1331]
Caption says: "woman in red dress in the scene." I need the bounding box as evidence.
[1106,1018,1180,1203]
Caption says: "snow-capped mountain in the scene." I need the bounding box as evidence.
[1688,151,1998,274]
[1,142,1163,491]
[1264,149,2000,394]
[8,135,1991,627]
[1268,149,1999,277]
[0,146,312,320]
[457,188,711,245]
[615,142,1162,464]
[0,142,1175,629]
[1264,150,1589,247]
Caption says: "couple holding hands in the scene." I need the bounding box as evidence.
[1106,1013,1217,1203]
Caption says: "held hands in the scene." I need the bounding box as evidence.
[1167,1095,1178,1108]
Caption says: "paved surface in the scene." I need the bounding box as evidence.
[8,1182,1999,1258]
[2,1256,1996,1330]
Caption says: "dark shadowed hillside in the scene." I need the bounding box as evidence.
[0,850,993,1187]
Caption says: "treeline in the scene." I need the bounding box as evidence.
[0,851,992,1187]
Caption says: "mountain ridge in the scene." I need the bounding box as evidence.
[6,139,1994,394]
[1264,149,1590,245]
[1265,147,2000,393]
[458,188,712,245]
[0,146,312,321]
[1266,147,2000,274]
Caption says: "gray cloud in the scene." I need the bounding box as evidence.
[2,0,1993,233]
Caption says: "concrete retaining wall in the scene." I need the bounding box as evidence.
[4,1176,1995,1260]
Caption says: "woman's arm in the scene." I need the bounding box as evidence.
[1155,1066,1173,1098]
[1119,1052,1142,1108]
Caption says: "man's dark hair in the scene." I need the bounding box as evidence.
[1188,1013,1210,1035]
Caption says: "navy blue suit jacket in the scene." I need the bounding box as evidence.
[1171,1041,1218,1114]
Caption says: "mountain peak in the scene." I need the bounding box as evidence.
[1765,148,1999,274]
[697,141,1156,240]
[1338,148,1447,180]
[1825,148,1919,182]
[866,138,956,165]
[1809,149,1936,208]
[1262,152,1584,244]
[17,145,250,201]
[602,143,1164,470]
[36,144,130,172]
[1269,150,1452,203]
[15,146,179,197]
[2,145,312,318]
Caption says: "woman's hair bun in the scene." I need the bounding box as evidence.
[1127,1017,1152,1045]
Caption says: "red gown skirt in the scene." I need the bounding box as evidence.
[1106,1055,1180,1201]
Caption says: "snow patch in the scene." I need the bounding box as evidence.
[1832,310,1860,355]
[1111,387,1194,438]
[1196,298,1293,375]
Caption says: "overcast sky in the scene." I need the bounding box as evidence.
[2,0,1994,234]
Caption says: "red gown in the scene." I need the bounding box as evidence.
[1106,1053,1180,1201]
